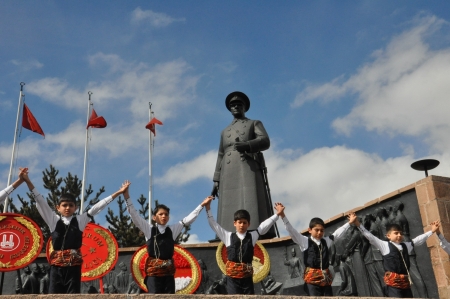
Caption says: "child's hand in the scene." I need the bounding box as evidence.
[119,180,131,193]
[347,212,360,227]
[19,167,30,181]
[112,180,131,200]
[274,202,285,218]
[201,196,214,210]
[431,220,440,233]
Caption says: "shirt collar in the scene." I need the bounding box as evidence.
[310,236,322,245]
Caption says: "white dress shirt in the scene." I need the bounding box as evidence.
[206,209,279,247]
[0,185,14,204]
[357,225,432,255]
[125,197,203,241]
[32,188,115,232]
[281,216,350,251]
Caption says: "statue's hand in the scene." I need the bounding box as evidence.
[211,181,219,197]
[234,142,250,153]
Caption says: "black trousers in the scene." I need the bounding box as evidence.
[226,276,254,294]
[146,275,175,294]
[385,285,413,298]
[304,283,333,296]
[48,265,81,294]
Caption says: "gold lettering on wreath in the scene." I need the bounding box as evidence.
[81,228,116,278]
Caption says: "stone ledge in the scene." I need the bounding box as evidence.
[0,295,428,299]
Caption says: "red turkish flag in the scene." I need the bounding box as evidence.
[145,117,163,136]
[22,103,45,137]
[86,109,107,129]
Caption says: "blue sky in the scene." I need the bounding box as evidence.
[2,1,450,243]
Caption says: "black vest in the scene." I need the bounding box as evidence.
[147,226,174,260]
[304,238,329,269]
[383,242,410,274]
[51,217,82,250]
[227,232,253,263]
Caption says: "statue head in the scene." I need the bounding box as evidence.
[291,247,296,257]
[119,262,127,271]
[30,263,39,274]
[23,266,31,275]
[225,91,250,117]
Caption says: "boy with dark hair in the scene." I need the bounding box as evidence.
[202,196,281,295]
[348,212,439,298]
[124,185,210,294]
[0,167,28,205]
[276,202,351,296]
[20,171,130,294]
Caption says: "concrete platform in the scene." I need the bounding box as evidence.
[0,296,412,299]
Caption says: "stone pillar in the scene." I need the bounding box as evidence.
[416,175,450,298]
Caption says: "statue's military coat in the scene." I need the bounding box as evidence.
[213,117,276,238]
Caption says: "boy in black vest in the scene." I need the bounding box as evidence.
[124,185,211,294]
[276,202,351,296]
[203,196,281,294]
[20,171,130,294]
[348,212,439,298]
[0,167,28,205]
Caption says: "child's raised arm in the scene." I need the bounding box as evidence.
[170,196,213,241]
[86,180,131,217]
[21,170,59,229]
[278,202,309,251]
[0,167,28,203]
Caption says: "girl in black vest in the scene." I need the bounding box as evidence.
[124,186,210,294]
[349,212,439,298]
[277,202,351,296]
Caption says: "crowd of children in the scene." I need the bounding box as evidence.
[2,167,450,297]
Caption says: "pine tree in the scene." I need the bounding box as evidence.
[105,196,145,247]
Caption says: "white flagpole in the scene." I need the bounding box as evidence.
[80,91,92,214]
[148,102,153,223]
[3,82,25,213]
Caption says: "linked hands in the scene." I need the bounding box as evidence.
[274,202,285,218]
[112,180,131,200]
[347,212,360,227]
[201,195,215,211]
[431,220,440,234]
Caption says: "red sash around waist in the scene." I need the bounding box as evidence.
[49,249,83,267]
[384,271,410,289]
[303,267,333,286]
[225,260,253,279]
[145,257,176,277]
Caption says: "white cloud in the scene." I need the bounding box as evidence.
[181,233,207,244]
[291,14,450,153]
[10,59,43,71]
[27,54,199,121]
[131,7,185,27]
[155,150,217,186]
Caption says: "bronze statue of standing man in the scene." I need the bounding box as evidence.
[211,91,277,239]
